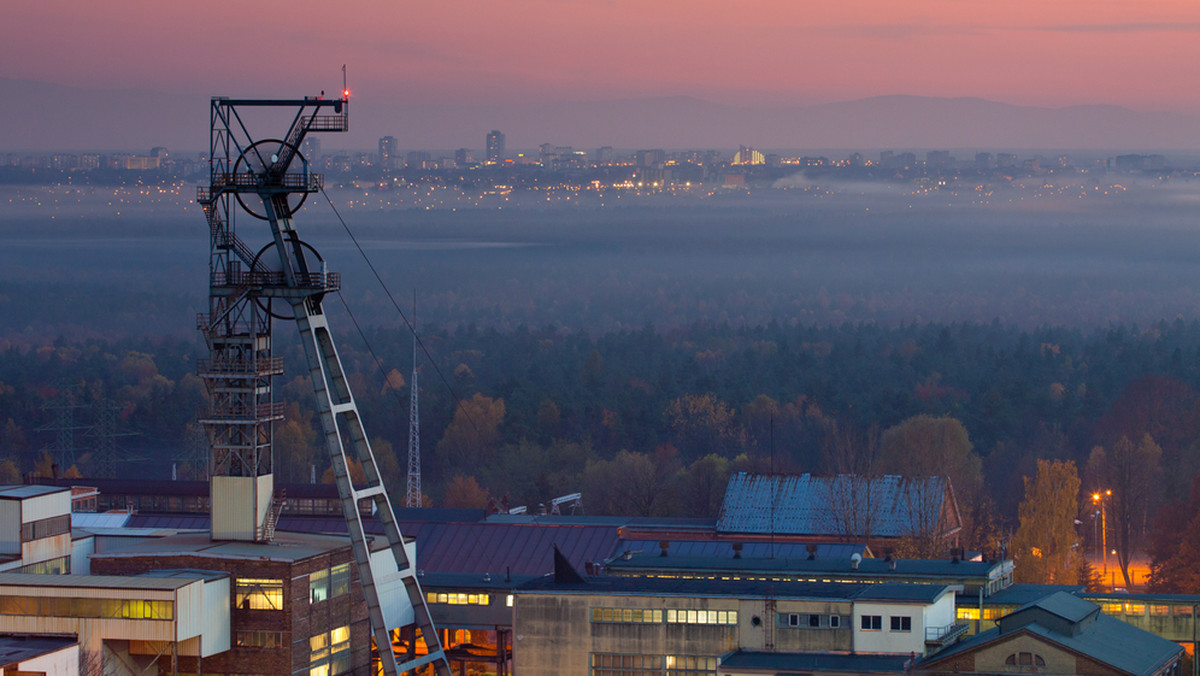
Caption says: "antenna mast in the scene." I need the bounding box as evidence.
[406,294,421,508]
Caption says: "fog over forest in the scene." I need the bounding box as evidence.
[5,181,1200,342]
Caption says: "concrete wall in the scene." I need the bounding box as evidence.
[772,599,853,652]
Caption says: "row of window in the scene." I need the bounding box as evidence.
[860,615,910,632]
[235,578,284,611]
[18,556,68,575]
[235,630,283,649]
[783,613,842,629]
[0,595,173,620]
[20,514,70,542]
[1101,603,1191,617]
[309,625,350,676]
[310,563,350,604]
[591,653,718,676]
[961,604,1195,623]
[427,592,491,606]
[590,608,739,626]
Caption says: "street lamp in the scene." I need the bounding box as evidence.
[1092,490,1111,582]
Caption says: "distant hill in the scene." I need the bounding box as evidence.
[3,78,1199,152]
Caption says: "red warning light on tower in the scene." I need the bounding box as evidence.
[342,89,350,98]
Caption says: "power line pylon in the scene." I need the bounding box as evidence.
[87,398,136,479]
[406,300,421,508]
[37,380,85,470]
[196,92,449,676]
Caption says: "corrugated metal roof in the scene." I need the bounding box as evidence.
[72,512,131,529]
[0,572,197,590]
[125,514,618,576]
[401,522,619,576]
[0,485,68,500]
[716,473,950,538]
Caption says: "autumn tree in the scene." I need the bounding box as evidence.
[1087,434,1162,588]
[1146,474,1200,593]
[677,453,731,518]
[0,458,19,484]
[664,393,749,461]
[274,402,322,484]
[1012,459,1082,584]
[878,415,982,556]
[583,447,679,517]
[443,475,489,509]
[434,394,505,477]
[820,419,881,543]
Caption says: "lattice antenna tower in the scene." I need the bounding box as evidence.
[195,89,449,676]
[37,380,86,470]
[406,295,421,508]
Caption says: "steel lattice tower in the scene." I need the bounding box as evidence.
[196,93,449,676]
[406,327,421,508]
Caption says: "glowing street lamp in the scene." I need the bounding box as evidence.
[1092,490,1112,580]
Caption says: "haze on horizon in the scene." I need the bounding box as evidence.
[4,0,1200,151]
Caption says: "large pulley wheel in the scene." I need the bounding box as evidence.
[232,139,309,220]
[250,239,328,320]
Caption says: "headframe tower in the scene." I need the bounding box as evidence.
[196,92,449,675]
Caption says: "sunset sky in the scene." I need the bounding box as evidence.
[5,0,1200,111]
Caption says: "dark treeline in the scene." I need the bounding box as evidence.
[4,318,1200,528]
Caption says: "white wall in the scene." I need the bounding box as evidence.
[853,601,930,655]
[14,643,79,676]
[0,499,22,554]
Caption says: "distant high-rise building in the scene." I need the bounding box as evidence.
[996,153,1017,169]
[379,136,398,169]
[595,146,614,164]
[455,148,472,167]
[486,130,505,163]
[635,149,666,168]
[732,146,764,165]
[406,150,432,169]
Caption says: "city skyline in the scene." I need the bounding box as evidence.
[4,1,1200,151]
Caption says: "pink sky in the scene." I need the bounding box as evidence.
[5,0,1200,111]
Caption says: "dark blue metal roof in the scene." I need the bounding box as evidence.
[717,472,953,537]
[719,649,910,673]
[128,513,619,576]
[613,539,865,560]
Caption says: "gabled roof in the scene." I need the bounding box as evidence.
[717,472,958,538]
[922,594,1183,676]
[998,590,1098,636]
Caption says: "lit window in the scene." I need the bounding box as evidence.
[310,568,329,604]
[236,578,284,611]
[330,563,350,598]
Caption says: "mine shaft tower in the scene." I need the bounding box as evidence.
[196,93,449,676]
